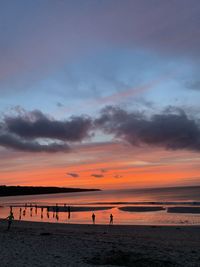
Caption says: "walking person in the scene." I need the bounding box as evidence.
[109,213,113,225]
[92,213,96,224]
[6,211,14,231]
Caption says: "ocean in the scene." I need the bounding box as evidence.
[1,186,200,225]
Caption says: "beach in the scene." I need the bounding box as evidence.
[0,220,199,267]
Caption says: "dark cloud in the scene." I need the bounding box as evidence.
[4,110,92,141]
[67,173,79,178]
[2,105,200,154]
[96,106,200,152]
[0,109,92,153]
[0,133,70,153]
[91,174,104,178]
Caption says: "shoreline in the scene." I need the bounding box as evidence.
[0,220,200,266]
[2,218,200,228]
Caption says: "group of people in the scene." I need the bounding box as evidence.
[5,204,114,230]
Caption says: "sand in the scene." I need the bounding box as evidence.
[167,206,200,214]
[0,220,200,267]
[47,206,114,212]
[119,206,165,212]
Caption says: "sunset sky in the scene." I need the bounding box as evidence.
[0,0,200,189]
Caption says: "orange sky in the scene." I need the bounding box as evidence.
[1,142,200,189]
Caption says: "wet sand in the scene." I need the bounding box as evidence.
[47,206,114,212]
[119,206,165,212]
[0,220,200,266]
[167,206,200,214]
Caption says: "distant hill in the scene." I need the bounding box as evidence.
[0,185,100,197]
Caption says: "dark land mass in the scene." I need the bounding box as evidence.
[0,185,100,197]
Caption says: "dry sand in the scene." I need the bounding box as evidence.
[0,220,200,267]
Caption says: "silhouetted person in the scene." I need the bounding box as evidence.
[23,209,26,216]
[68,206,71,219]
[30,207,33,217]
[41,207,43,219]
[10,206,13,212]
[56,213,59,221]
[6,211,14,231]
[46,206,50,219]
[35,204,38,214]
[110,213,113,225]
[92,213,95,224]
[19,208,22,220]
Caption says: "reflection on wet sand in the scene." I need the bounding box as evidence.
[2,201,200,226]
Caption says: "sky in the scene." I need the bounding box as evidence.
[0,0,200,189]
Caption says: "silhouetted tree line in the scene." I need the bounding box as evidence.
[0,185,100,197]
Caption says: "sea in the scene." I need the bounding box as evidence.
[1,186,200,225]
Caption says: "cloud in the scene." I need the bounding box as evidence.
[96,105,200,152]
[4,110,92,141]
[67,172,79,178]
[0,133,70,153]
[91,174,104,178]
[2,105,200,154]
[0,109,92,153]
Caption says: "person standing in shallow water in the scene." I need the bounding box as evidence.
[110,213,113,225]
[6,211,14,231]
[19,208,22,220]
[92,213,95,224]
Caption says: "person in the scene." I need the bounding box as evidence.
[19,208,22,220]
[41,207,44,219]
[46,206,50,219]
[110,213,113,225]
[92,213,95,224]
[6,211,14,231]
[30,206,33,217]
[35,204,38,214]
[68,206,71,219]
[23,209,26,216]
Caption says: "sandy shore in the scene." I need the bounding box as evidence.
[0,220,200,267]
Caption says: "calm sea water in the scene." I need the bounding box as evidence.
[1,186,200,225]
